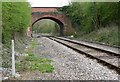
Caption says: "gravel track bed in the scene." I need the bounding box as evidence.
[20,37,119,80]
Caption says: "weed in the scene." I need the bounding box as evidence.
[16,53,54,73]
[77,26,119,46]
[30,39,38,48]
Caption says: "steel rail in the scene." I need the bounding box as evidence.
[48,36,120,74]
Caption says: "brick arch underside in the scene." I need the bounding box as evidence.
[32,17,64,36]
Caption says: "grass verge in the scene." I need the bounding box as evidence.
[16,53,54,73]
[75,25,119,47]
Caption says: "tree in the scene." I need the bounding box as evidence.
[61,2,118,34]
[2,1,31,44]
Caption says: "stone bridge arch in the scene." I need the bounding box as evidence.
[31,7,74,36]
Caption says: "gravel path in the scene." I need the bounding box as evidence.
[19,37,119,80]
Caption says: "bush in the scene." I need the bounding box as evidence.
[2,1,31,44]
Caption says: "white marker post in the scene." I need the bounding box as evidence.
[12,40,15,76]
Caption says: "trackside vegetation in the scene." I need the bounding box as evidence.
[15,38,54,73]
[2,2,55,73]
[2,1,31,45]
[16,53,54,73]
[60,2,119,46]
[2,1,31,68]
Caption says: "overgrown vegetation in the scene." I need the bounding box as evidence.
[15,38,54,73]
[2,1,31,68]
[30,38,38,48]
[0,2,2,43]
[60,2,119,46]
[79,26,119,46]
[2,1,31,45]
[16,53,54,73]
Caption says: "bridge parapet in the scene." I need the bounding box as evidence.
[32,11,63,15]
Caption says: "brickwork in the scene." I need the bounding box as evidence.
[30,7,74,36]
[32,7,58,12]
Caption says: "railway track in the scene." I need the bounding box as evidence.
[47,36,120,74]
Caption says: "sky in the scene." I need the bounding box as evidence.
[27,0,71,7]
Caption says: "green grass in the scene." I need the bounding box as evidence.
[16,53,54,73]
[30,39,38,48]
[24,39,39,53]
[75,25,119,46]
[31,63,54,73]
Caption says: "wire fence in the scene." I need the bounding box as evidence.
[2,44,12,80]
[0,42,2,81]
[1,36,31,80]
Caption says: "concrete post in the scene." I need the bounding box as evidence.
[12,40,15,76]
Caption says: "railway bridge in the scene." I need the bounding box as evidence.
[29,7,74,36]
